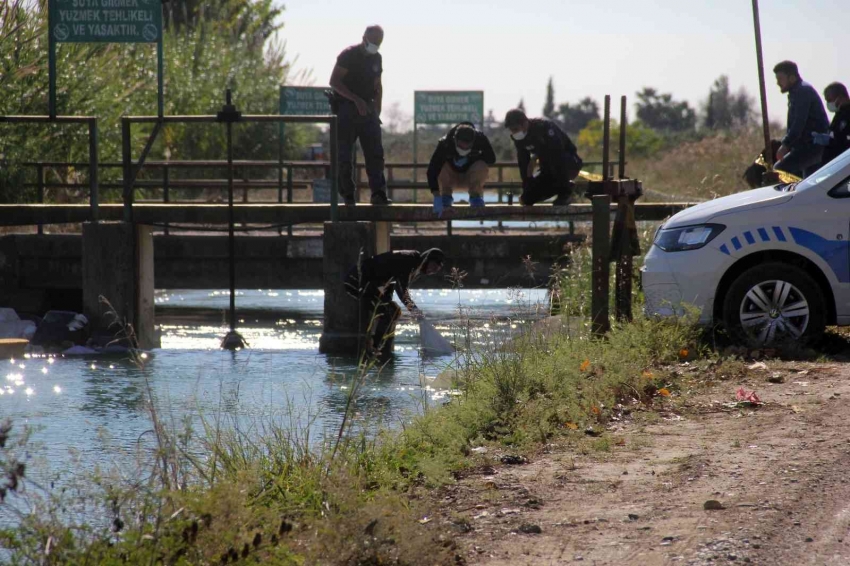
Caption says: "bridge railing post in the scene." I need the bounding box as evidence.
[36,164,44,235]
[163,163,170,236]
[88,118,99,223]
[121,117,132,223]
[329,114,339,222]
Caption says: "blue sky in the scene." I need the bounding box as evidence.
[277,0,843,127]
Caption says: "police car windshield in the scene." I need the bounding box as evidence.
[796,149,850,192]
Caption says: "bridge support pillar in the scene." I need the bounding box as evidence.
[319,221,384,356]
[82,222,157,350]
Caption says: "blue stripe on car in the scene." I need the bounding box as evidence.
[719,244,730,255]
[731,237,742,250]
[772,226,786,242]
[744,231,755,245]
[757,228,770,242]
[789,227,850,283]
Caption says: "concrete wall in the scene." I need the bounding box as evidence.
[0,232,581,313]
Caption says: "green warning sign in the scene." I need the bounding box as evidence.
[414,91,483,125]
[49,0,162,43]
[280,86,332,115]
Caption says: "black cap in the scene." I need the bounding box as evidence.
[455,125,475,144]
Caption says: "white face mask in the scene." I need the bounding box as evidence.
[827,101,838,113]
[511,130,527,141]
[364,41,380,55]
[456,146,471,157]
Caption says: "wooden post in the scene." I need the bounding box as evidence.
[591,195,611,336]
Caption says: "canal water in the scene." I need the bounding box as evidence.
[1,288,549,480]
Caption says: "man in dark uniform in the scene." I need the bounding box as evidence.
[773,60,830,178]
[344,248,445,359]
[426,122,496,214]
[503,109,582,206]
[814,82,850,167]
[329,25,390,206]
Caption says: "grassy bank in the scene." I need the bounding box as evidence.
[1,307,707,565]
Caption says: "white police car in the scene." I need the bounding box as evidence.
[642,149,850,345]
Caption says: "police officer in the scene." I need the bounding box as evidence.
[773,60,829,178]
[329,25,390,206]
[504,109,582,206]
[344,248,445,359]
[426,122,496,214]
[814,82,850,167]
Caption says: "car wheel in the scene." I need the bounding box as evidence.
[722,262,826,346]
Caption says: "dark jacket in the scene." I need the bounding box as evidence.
[513,118,582,184]
[426,123,496,193]
[823,104,850,165]
[344,250,427,306]
[782,80,829,150]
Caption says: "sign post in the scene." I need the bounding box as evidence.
[48,0,163,118]
[751,0,772,168]
[412,91,484,203]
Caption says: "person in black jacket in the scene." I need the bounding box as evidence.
[815,82,850,167]
[504,109,582,206]
[773,60,829,178]
[344,248,445,359]
[426,123,496,214]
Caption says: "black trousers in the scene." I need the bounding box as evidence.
[338,100,387,198]
[520,169,577,205]
[359,292,401,359]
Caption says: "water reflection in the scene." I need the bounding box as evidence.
[2,288,548,479]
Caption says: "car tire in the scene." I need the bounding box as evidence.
[721,262,826,347]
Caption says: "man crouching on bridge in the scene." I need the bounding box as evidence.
[426,122,496,215]
[504,109,583,206]
[344,248,445,360]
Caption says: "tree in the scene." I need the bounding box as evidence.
[577,119,664,160]
[543,77,556,119]
[635,88,696,132]
[557,97,600,134]
[164,0,282,51]
[702,75,755,130]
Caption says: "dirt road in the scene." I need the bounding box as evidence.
[437,360,850,565]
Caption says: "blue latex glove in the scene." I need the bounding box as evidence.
[432,194,443,216]
[470,196,485,208]
[812,132,832,146]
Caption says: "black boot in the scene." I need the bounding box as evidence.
[370,191,392,205]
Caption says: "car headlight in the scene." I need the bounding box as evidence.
[654,224,725,252]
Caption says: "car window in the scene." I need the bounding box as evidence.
[797,151,850,191]
[828,175,850,199]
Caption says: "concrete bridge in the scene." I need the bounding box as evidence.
[0,201,692,352]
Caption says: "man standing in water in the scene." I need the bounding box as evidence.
[344,248,445,359]
[329,25,391,206]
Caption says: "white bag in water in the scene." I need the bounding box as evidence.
[419,320,454,356]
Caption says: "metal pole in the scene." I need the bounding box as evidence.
[412,121,418,200]
[227,121,236,333]
[286,165,293,236]
[121,118,132,222]
[591,194,611,336]
[48,0,56,119]
[157,37,164,118]
[163,163,170,236]
[752,0,773,167]
[330,115,339,222]
[88,118,99,223]
[602,95,611,185]
[618,96,627,179]
[37,165,44,235]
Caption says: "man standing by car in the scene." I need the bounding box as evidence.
[814,82,850,167]
[329,25,390,206]
[426,122,496,214]
[773,60,830,178]
[504,109,582,206]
